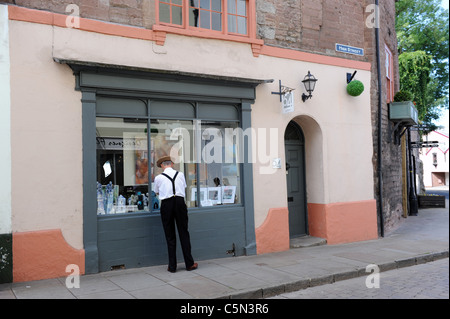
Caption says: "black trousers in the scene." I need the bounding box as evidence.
[160,196,194,270]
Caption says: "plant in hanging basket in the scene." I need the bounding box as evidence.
[346,80,364,97]
[389,90,418,125]
[393,90,413,102]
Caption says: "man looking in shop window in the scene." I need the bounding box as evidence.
[154,156,198,273]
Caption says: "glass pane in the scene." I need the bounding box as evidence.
[237,0,246,16]
[199,121,241,207]
[159,3,170,23]
[172,5,183,25]
[212,12,222,31]
[151,120,196,207]
[237,16,247,34]
[190,0,199,7]
[211,0,221,12]
[228,15,236,33]
[200,0,210,9]
[200,10,211,29]
[96,117,151,215]
[172,0,182,5]
[228,0,236,14]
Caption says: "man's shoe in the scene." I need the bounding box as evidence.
[167,267,176,273]
[186,263,198,271]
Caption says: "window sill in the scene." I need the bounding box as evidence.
[152,24,264,56]
[96,204,244,218]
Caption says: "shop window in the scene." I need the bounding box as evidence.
[95,104,242,215]
[159,0,248,35]
[197,121,241,207]
[96,117,150,214]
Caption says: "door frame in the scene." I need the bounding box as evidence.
[284,121,308,238]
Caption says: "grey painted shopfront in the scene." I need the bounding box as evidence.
[65,61,263,273]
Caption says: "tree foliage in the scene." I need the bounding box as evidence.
[395,0,449,128]
[398,51,435,121]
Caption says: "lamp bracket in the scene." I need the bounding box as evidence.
[271,80,295,102]
[388,120,409,145]
[302,93,312,102]
[347,71,357,83]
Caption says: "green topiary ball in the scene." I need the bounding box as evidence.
[347,80,365,97]
[393,90,413,102]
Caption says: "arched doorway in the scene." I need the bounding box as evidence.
[284,121,308,238]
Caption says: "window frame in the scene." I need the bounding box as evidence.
[158,0,184,26]
[156,0,253,38]
[74,64,259,274]
[95,99,245,216]
[385,45,395,103]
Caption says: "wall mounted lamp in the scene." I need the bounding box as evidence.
[301,71,318,102]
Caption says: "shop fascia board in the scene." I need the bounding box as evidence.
[54,58,273,91]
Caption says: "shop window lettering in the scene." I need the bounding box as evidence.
[97,137,147,150]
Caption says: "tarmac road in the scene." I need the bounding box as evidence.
[425,186,449,199]
[268,257,449,299]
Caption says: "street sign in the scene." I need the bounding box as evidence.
[282,91,294,114]
[410,143,440,148]
[335,43,364,56]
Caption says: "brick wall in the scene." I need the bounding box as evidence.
[7,0,155,28]
[371,0,404,233]
[256,0,368,62]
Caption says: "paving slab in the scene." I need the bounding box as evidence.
[1,200,448,300]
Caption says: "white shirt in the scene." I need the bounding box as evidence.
[154,167,187,200]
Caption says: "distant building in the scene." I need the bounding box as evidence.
[420,131,449,187]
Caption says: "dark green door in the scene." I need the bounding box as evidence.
[285,121,307,238]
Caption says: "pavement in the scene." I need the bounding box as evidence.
[1,194,448,300]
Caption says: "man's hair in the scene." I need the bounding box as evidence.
[162,160,173,166]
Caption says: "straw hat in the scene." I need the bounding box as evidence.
[156,156,173,168]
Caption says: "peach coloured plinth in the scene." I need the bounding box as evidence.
[13,229,85,282]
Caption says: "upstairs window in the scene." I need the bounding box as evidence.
[159,0,183,25]
[385,45,394,103]
[227,0,247,35]
[158,0,249,36]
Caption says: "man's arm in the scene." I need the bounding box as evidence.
[153,175,161,195]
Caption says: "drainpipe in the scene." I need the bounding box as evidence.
[375,0,385,237]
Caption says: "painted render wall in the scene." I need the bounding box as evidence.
[0,5,11,236]
[0,4,13,283]
[9,21,83,249]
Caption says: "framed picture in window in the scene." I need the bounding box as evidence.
[207,187,222,205]
[222,186,236,204]
[191,187,207,205]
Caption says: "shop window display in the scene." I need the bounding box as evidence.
[96,116,242,215]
